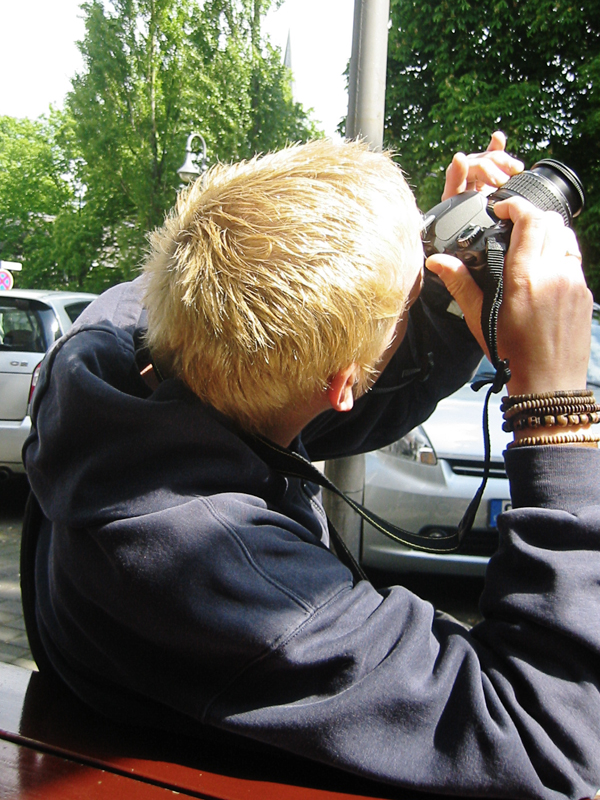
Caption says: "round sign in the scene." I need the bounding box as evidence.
[0,270,14,291]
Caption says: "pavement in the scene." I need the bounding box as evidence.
[0,477,35,671]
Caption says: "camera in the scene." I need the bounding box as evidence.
[421,159,585,288]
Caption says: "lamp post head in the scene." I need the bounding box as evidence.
[177,132,208,183]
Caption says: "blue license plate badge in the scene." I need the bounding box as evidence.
[489,499,512,528]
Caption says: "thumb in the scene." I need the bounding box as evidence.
[426,255,487,354]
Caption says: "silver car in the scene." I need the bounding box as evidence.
[362,306,600,577]
[0,289,96,479]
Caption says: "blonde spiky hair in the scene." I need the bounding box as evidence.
[143,138,422,434]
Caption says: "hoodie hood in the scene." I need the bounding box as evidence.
[23,279,287,529]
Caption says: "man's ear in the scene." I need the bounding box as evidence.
[327,364,360,412]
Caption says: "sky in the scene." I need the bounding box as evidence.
[0,0,354,138]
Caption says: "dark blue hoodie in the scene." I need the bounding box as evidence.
[23,278,600,799]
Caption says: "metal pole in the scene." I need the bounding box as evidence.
[323,0,391,562]
[346,0,390,149]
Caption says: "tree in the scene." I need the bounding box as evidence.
[0,114,74,287]
[1,0,318,292]
[0,110,130,291]
[69,0,194,238]
[385,0,600,292]
[62,0,319,285]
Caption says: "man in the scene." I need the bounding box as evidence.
[24,136,600,799]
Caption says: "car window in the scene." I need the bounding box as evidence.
[63,300,92,324]
[474,357,495,380]
[0,299,55,353]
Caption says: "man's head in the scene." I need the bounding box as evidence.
[143,138,423,434]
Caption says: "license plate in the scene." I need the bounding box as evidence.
[488,499,512,528]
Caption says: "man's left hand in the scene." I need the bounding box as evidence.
[442,131,524,200]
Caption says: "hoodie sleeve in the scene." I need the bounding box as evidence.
[302,290,482,461]
[205,446,600,800]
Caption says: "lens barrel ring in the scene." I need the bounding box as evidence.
[494,172,572,226]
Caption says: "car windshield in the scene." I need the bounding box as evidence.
[0,298,57,353]
[475,307,600,388]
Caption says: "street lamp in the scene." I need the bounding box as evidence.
[177,132,208,183]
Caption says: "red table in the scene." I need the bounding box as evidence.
[0,661,400,799]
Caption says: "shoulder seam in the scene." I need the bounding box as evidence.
[202,496,318,614]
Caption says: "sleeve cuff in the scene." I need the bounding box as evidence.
[505,445,600,513]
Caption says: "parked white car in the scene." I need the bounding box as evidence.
[0,289,96,478]
[361,305,600,577]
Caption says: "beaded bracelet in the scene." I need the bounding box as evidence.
[505,412,600,432]
[503,409,600,432]
[507,432,600,449]
[503,398,599,419]
[501,390,599,433]
[501,389,594,410]
[503,405,600,427]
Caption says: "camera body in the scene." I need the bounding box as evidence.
[421,159,585,289]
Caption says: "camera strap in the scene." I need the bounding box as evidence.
[476,238,511,388]
[243,430,464,584]
[457,237,511,538]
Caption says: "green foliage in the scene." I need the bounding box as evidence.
[62,0,319,284]
[0,113,72,288]
[0,0,319,291]
[0,110,138,291]
[69,0,193,234]
[385,0,600,293]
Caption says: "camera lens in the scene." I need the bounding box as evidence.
[490,158,585,226]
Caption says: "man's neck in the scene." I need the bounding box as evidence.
[257,393,332,448]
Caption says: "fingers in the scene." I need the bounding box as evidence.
[466,151,524,191]
[564,237,583,260]
[442,131,524,201]
[442,153,469,200]
[493,199,583,281]
[492,197,547,272]
[492,195,542,225]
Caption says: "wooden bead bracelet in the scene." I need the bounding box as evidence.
[508,432,600,449]
[501,390,600,446]
[501,390,594,410]
[503,409,600,432]
[502,390,600,434]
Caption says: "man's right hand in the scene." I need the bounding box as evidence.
[426,196,593,397]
